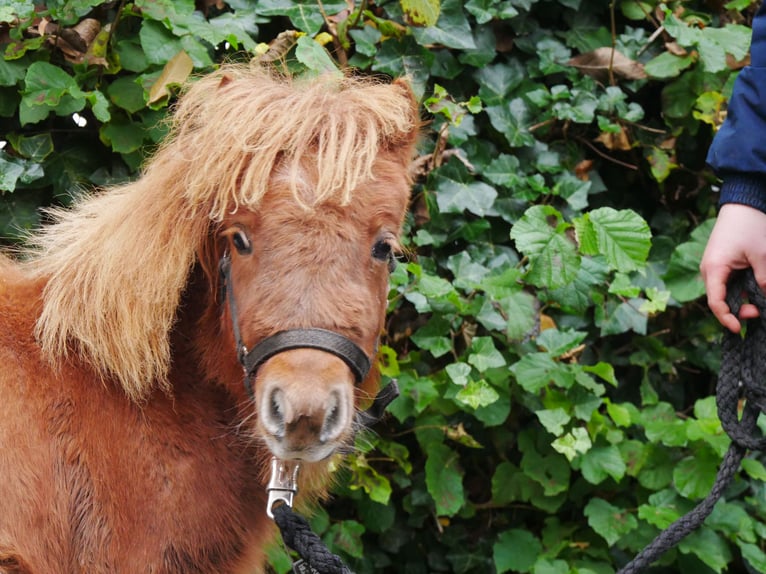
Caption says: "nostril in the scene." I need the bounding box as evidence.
[320,390,346,443]
[263,388,286,439]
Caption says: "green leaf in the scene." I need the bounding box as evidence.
[536,329,587,356]
[455,379,500,409]
[575,207,651,272]
[740,542,766,573]
[140,20,184,66]
[0,55,26,86]
[0,153,27,192]
[7,133,53,162]
[412,0,474,50]
[664,219,714,302]
[20,61,86,124]
[510,353,574,393]
[742,458,766,481]
[295,36,342,76]
[350,459,393,505]
[327,520,366,559]
[644,51,694,79]
[584,498,638,546]
[433,161,497,216]
[99,117,146,154]
[401,0,440,27]
[467,336,506,371]
[511,205,580,289]
[606,401,632,427]
[551,427,592,461]
[411,316,452,358]
[493,529,541,573]
[580,445,627,484]
[535,408,570,436]
[673,451,720,500]
[678,527,731,572]
[583,362,617,386]
[425,443,465,516]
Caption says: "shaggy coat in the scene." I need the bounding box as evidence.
[0,65,418,573]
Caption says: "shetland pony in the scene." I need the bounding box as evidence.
[0,65,419,573]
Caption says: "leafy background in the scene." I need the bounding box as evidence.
[1,0,765,572]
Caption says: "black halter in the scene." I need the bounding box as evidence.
[218,252,389,408]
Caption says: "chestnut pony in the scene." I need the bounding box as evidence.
[0,65,418,573]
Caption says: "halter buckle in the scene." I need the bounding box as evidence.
[266,457,301,519]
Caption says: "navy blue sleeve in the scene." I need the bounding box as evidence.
[706,3,766,211]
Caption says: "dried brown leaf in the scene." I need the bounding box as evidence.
[568,47,647,81]
[595,127,632,151]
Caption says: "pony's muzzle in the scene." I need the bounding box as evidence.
[255,349,355,462]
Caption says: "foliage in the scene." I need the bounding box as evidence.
[2,0,766,572]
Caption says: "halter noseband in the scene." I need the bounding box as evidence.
[218,252,372,396]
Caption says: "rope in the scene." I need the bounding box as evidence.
[618,270,766,573]
[272,504,354,574]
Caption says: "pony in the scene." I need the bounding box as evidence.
[0,64,419,573]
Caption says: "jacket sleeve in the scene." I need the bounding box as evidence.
[706,3,766,212]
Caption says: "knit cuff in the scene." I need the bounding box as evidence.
[718,173,766,214]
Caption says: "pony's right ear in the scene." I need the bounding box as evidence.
[389,77,422,154]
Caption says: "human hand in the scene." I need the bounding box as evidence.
[700,203,766,332]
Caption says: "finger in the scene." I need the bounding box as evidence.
[704,267,741,332]
[739,303,760,320]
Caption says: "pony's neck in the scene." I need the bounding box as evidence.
[171,265,248,400]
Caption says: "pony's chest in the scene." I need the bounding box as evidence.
[31,381,268,573]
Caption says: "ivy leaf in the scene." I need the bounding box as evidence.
[295,36,342,76]
[574,207,651,272]
[535,329,586,356]
[456,379,500,409]
[493,529,541,573]
[510,352,575,393]
[425,443,465,516]
[485,99,536,147]
[411,0,474,50]
[433,161,497,216]
[511,205,580,289]
[0,153,28,192]
[584,498,638,545]
[401,0,440,27]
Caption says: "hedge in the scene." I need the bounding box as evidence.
[1,1,764,572]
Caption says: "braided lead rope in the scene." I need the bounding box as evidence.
[272,504,354,574]
[618,270,766,573]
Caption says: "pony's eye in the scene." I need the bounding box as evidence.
[372,239,397,272]
[231,230,252,254]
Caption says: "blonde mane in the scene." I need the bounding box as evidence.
[21,64,418,402]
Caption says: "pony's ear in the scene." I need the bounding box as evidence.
[391,77,423,154]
